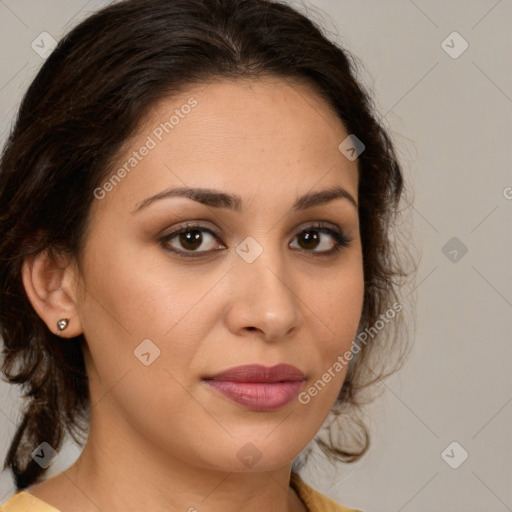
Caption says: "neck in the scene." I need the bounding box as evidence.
[54,407,307,512]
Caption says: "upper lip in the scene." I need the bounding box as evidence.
[203,364,306,383]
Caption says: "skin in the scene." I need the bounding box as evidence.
[22,77,364,512]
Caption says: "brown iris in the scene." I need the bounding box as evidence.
[179,229,203,250]
[297,230,320,250]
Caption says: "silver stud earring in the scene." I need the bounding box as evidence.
[56,318,70,336]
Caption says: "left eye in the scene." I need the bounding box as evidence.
[159,223,350,257]
[290,226,350,253]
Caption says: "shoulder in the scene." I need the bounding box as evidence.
[290,471,363,512]
[2,475,363,512]
[1,491,61,512]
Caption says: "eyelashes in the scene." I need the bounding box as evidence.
[158,221,352,258]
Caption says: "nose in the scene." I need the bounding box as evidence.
[223,245,304,342]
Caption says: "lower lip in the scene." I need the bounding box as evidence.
[204,380,303,411]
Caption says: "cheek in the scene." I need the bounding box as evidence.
[76,232,227,390]
[313,258,365,344]
[304,259,364,392]
[79,230,216,336]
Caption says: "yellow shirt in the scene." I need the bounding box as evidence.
[290,472,362,512]
[1,471,361,512]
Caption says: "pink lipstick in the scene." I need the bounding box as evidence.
[203,364,306,412]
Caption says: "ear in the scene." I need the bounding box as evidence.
[21,249,83,338]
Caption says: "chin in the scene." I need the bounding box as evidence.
[205,437,307,473]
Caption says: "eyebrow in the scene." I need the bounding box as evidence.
[131,185,358,214]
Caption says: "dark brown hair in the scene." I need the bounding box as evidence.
[0,0,414,491]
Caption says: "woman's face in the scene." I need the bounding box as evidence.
[73,77,364,472]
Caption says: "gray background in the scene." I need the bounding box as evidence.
[1,1,511,511]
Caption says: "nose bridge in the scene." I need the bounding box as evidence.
[230,235,303,337]
[236,233,289,292]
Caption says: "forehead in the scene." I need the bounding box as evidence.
[142,76,347,152]
[91,77,358,217]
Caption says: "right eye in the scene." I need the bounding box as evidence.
[159,223,226,257]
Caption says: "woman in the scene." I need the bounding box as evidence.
[0,0,413,510]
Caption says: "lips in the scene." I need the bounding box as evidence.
[202,364,306,411]
[204,364,306,383]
